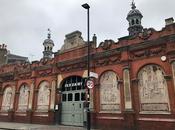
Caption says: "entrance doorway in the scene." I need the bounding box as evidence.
[61,76,86,126]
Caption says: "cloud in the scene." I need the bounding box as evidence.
[0,0,174,61]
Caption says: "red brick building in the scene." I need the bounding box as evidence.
[0,2,175,130]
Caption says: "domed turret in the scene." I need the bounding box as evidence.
[127,1,143,36]
[43,29,54,59]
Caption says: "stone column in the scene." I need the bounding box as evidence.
[57,74,63,89]
[50,80,56,110]
[55,74,63,125]
[123,68,132,110]
[28,80,34,110]
[49,81,55,125]
[171,62,175,92]
[123,68,136,130]
[0,81,3,109]
[10,86,15,110]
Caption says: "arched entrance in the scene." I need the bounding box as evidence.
[61,76,86,126]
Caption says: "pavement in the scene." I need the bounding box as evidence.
[0,122,99,130]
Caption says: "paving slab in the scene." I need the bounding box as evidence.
[0,122,99,130]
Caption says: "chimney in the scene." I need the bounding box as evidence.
[165,17,174,26]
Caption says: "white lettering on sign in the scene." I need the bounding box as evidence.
[65,82,83,87]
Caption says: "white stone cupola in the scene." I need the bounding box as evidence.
[127,1,143,36]
[43,29,54,59]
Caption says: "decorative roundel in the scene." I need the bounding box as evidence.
[161,56,167,62]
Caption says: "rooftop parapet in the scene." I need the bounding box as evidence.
[0,44,7,50]
[165,17,174,26]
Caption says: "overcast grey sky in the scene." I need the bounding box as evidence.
[0,0,174,61]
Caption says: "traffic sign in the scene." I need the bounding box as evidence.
[86,79,94,89]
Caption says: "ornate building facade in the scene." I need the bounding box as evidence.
[0,2,175,130]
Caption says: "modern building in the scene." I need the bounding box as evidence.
[0,2,175,130]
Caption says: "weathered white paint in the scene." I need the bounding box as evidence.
[138,65,170,113]
[18,84,29,111]
[100,71,120,112]
[1,87,13,111]
[37,81,50,111]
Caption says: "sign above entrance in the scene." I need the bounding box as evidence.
[65,82,83,88]
[86,79,94,89]
[90,72,98,79]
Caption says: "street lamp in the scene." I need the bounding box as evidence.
[82,3,91,130]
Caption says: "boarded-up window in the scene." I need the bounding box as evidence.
[37,81,50,111]
[100,71,120,112]
[18,84,29,111]
[1,87,12,111]
[138,65,170,113]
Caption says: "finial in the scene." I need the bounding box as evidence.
[47,28,51,39]
[131,0,136,9]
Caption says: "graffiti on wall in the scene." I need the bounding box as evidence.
[138,65,169,112]
[100,71,120,112]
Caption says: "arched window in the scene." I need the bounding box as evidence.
[1,87,12,111]
[136,19,139,24]
[37,81,50,111]
[138,65,170,113]
[131,19,135,25]
[100,71,120,112]
[18,84,29,111]
[47,46,49,51]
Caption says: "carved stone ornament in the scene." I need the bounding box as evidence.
[38,69,52,76]
[95,55,121,67]
[40,58,48,65]
[99,40,115,50]
[59,63,86,73]
[130,45,166,59]
[18,73,31,79]
[139,28,153,40]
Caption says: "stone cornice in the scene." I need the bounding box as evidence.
[34,64,53,71]
[0,72,14,78]
[57,49,121,68]
[92,49,121,60]
[129,34,175,51]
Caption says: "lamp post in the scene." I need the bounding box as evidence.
[82,3,91,130]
